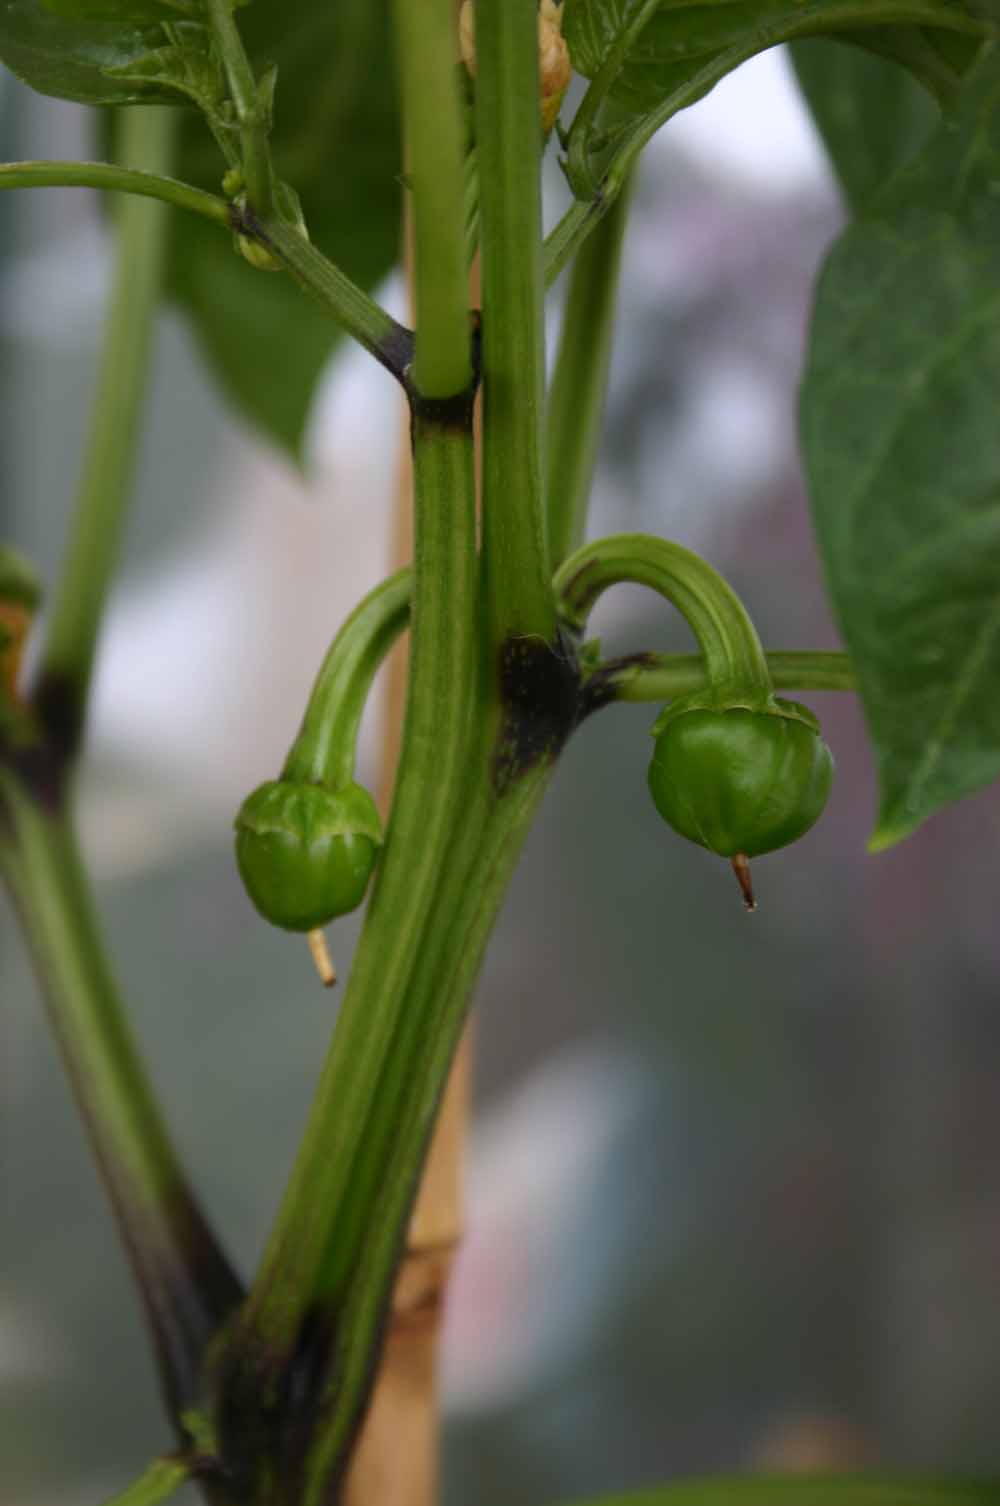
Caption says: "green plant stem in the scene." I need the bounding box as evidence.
[301,738,550,1503]
[544,195,612,288]
[203,0,273,215]
[476,0,556,644]
[97,1455,193,1506]
[0,159,409,380]
[246,212,412,380]
[547,173,633,568]
[36,109,174,755]
[0,160,230,225]
[583,649,855,712]
[0,779,242,1421]
[288,638,856,1494]
[393,0,471,395]
[554,533,771,694]
[282,570,411,790]
[215,418,478,1501]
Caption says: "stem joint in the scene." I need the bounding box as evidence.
[492,626,581,796]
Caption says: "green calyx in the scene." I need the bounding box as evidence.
[234,779,383,933]
[648,695,834,886]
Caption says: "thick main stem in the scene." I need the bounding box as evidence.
[343,235,477,1506]
[215,414,479,1503]
[392,0,470,396]
[476,0,555,644]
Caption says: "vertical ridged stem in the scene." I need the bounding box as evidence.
[0,782,242,1423]
[476,0,555,645]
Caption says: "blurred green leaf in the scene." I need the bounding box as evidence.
[167,0,402,458]
[105,36,225,114]
[800,45,1000,849]
[790,38,939,213]
[561,0,990,196]
[40,0,193,22]
[0,0,173,103]
[564,1479,1000,1505]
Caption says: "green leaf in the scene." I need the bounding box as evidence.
[790,38,939,214]
[800,45,1000,848]
[105,36,226,114]
[561,0,993,197]
[40,0,194,22]
[0,0,174,103]
[166,0,402,458]
[559,1481,1000,1506]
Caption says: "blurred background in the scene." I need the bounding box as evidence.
[4,45,1000,1506]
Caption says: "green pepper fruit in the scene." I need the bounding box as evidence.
[648,694,833,907]
[234,778,382,933]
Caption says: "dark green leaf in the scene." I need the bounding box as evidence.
[0,0,174,103]
[105,38,225,113]
[40,0,193,22]
[561,1481,1000,1506]
[166,0,402,458]
[561,0,992,196]
[790,38,939,214]
[800,45,1000,847]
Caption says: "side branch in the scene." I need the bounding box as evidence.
[580,649,856,717]
[0,160,230,226]
[97,1453,195,1506]
[546,172,632,567]
[238,208,414,383]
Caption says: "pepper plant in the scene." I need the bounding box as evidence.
[3,1,1000,1503]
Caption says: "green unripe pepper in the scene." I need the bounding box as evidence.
[232,573,409,979]
[648,694,834,902]
[555,534,837,908]
[235,779,382,933]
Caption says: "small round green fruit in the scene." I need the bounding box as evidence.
[647,698,833,891]
[234,779,382,932]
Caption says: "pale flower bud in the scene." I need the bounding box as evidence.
[459,0,571,135]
